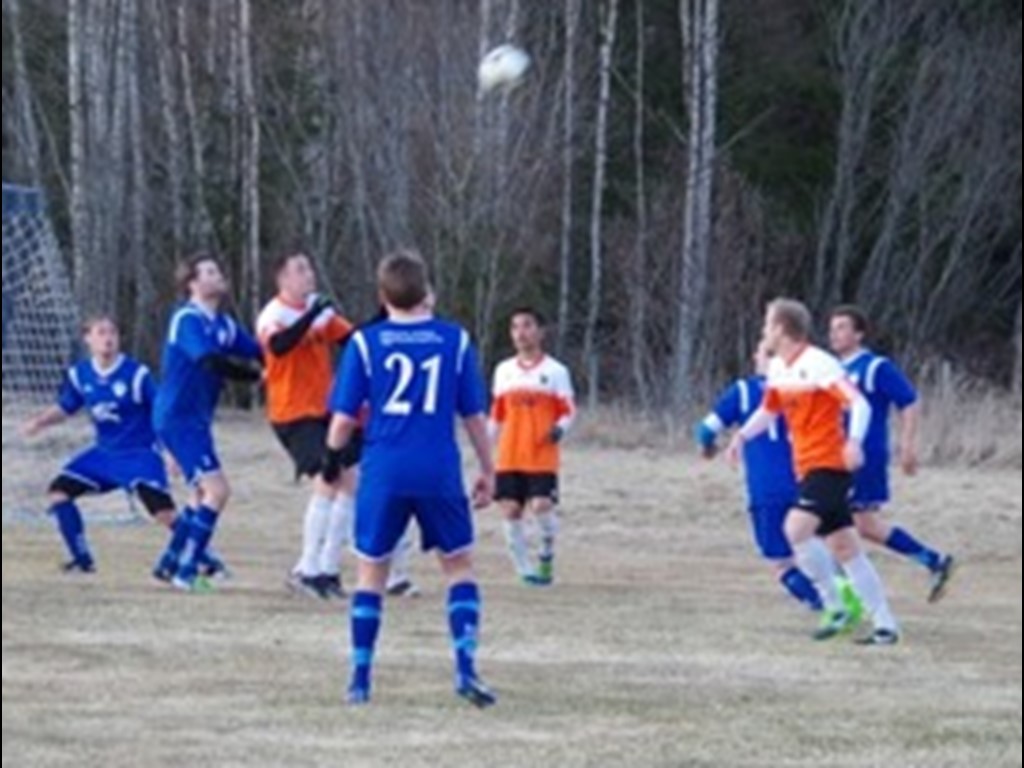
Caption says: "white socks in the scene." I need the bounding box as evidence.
[296,493,332,577]
[503,519,533,577]
[318,493,354,577]
[535,510,558,559]
[793,537,843,612]
[842,552,898,632]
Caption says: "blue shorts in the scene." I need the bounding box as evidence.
[748,500,795,561]
[60,446,169,494]
[353,491,474,562]
[851,462,890,510]
[157,426,221,487]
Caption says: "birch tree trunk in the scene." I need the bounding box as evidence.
[68,0,92,306]
[629,0,651,410]
[5,0,43,184]
[149,0,185,249]
[582,0,619,410]
[238,0,261,320]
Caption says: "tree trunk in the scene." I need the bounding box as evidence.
[629,0,652,410]
[556,0,580,358]
[68,0,91,307]
[1013,279,1022,404]
[5,0,43,185]
[238,0,260,321]
[582,0,619,410]
[149,0,185,250]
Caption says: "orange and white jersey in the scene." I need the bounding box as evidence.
[491,355,575,473]
[762,345,861,479]
[256,294,352,424]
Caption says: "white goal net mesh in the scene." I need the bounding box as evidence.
[2,184,138,525]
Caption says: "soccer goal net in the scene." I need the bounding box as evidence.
[2,184,137,525]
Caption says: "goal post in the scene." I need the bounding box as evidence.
[2,183,138,525]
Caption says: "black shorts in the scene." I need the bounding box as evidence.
[495,472,559,506]
[272,418,363,479]
[795,469,854,537]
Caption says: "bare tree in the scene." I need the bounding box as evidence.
[67,0,91,306]
[238,0,261,319]
[148,0,185,249]
[582,0,619,409]
[4,0,42,184]
[1013,296,1022,404]
[556,0,581,358]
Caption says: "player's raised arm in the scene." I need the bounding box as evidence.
[21,367,85,437]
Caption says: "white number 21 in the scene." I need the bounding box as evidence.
[382,353,442,415]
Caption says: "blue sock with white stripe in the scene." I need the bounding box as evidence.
[350,591,383,693]
[447,582,482,681]
[176,505,219,582]
[886,527,942,571]
[780,566,824,611]
[156,507,194,574]
[50,500,92,567]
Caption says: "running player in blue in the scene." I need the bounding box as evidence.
[697,341,825,612]
[21,316,178,572]
[152,253,262,591]
[829,305,956,602]
[324,249,496,707]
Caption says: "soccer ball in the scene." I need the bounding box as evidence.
[478,44,531,92]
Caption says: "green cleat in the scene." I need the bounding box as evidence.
[536,555,554,585]
[836,576,865,626]
[813,609,859,641]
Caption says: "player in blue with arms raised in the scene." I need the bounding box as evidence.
[323,249,496,707]
[152,253,262,591]
[829,305,956,601]
[21,316,179,571]
[697,341,832,613]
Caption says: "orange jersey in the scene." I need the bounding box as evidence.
[256,294,352,424]
[762,345,860,479]
[491,355,575,473]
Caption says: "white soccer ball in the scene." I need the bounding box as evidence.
[478,44,531,92]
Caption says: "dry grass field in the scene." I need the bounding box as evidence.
[3,412,1021,768]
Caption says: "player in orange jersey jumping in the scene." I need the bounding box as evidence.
[728,298,900,645]
[490,308,575,586]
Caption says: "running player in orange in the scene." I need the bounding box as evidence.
[490,308,575,586]
[257,252,356,599]
[728,298,900,645]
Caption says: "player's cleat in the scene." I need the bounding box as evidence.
[520,572,549,587]
[199,555,232,582]
[152,564,175,583]
[346,684,371,706]
[536,555,554,585]
[385,578,420,598]
[812,609,859,641]
[321,574,347,600]
[61,558,96,574]
[286,571,328,600]
[927,555,957,603]
[172,574,214,594]
[855,627,900,646]
[836,576,864,626]
[456,676,497,709]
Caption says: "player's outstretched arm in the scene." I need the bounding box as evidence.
[726,406,775,465]
[21,405,68,438]
[897,401,921,476]
[463,414,496,509]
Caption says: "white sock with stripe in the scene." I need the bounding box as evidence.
[296,493,332,577]
[842,553,898,632]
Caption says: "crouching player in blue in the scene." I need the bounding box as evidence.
[697,342,830,613]
[324,249,497,707]
[152,253,262,591]
[21,316,178,572]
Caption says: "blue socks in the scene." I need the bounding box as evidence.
[886,527,942,571]
[447,582,482,681]
[176,505,219,582]
[780,566,823,612]
[350,591,383,694]
[50,500,93,567]
[156,507,194,574]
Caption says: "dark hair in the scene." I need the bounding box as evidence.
[81,314,117,335]
[830,304,870,336]
[377,249,429,311]
[272,251,310,279]
[509,306,546,327]
[767,298,812,342]
[175,251,223,297]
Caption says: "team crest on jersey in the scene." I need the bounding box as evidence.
[112,380,128,399]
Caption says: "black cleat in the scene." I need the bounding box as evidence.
[855,627,901,646]
[286,571,329,599]
[385,578,421,597]
[456,676,497,709]
[928,555,957,603]
[61,558,96,574]
[321,574,347,600]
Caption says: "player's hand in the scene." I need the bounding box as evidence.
[20,419,41,439]
[843,440,865,472]
[163,452,182,479]
[725,433,744,467]
[312,294,334,316]
[471,473,495,509]
[548,425,565,444]
[700,441,718,460]
[899,446,919,476]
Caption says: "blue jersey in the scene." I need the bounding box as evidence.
[706,376,798,506]
[329,317,486,497]
[842,350,917,466]
[57,356,159,453]
[153,302,261,431]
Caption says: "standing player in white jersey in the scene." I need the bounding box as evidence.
[324,249,496,707]
[490,308,575,585]
[829,305,956,601]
